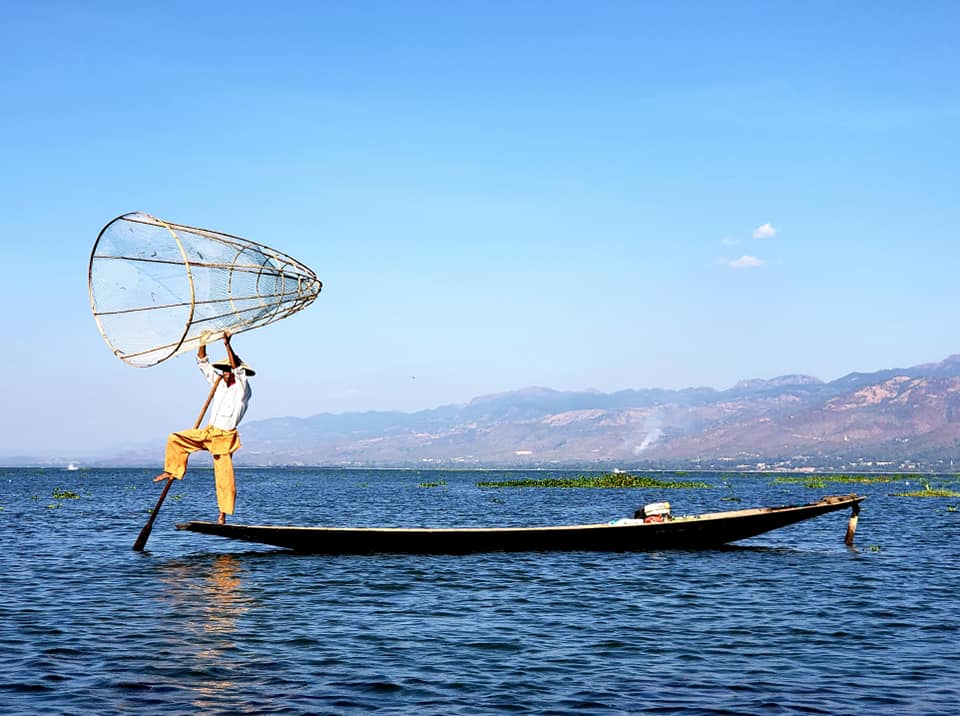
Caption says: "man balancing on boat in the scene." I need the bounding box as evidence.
[153,330,254,524]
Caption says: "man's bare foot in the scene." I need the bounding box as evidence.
[153,472,174,483]
[217,512,226,524]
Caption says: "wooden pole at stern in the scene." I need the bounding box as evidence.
[132,376,222,552]
[844,500,861,546]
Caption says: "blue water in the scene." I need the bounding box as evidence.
[1,468,958,714]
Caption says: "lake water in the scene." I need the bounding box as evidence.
[1,467,958,714]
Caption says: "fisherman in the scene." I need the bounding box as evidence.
[153,330,254,524]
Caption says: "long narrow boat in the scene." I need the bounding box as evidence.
[175,494,864,554]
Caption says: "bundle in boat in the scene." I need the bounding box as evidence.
[89,212,322,367]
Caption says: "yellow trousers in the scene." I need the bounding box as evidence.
[164,426,242,515]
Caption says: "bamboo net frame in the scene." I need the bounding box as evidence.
[89,212,322,367]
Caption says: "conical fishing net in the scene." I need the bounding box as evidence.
[89,212,322,367]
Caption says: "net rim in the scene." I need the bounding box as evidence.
[89,211,321,368]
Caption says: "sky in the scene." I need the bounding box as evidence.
[2,1,958,457]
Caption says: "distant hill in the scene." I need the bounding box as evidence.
[232,354,960,471]
[24,355,960,471]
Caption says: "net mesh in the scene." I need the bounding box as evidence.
[89,212,322,367]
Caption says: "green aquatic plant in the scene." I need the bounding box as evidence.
[774,474,899,489]
[477,473,710,489]
[892,486,960,498]
[52,488,81,500]
[418,480,447,488]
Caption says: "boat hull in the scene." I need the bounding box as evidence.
[175,494,864,554]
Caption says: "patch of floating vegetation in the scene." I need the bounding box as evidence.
[418,481,447,488]
[52,488,81,500]
[892,484,960,498]
[774,474,909,489]
[477,473,710,489]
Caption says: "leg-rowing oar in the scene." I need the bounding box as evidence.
[133,376,222,551]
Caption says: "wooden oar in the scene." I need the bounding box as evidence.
[133,375,222,551]
[844,500,861,546]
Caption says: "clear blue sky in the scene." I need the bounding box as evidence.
[2,1,958,456]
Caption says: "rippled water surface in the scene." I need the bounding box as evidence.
[1,468,958,714]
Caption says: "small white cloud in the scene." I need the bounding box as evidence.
[752,223,777,239]
[728,255,765,269]
[721,236,738,246]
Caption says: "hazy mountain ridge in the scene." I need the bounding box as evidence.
[236,354,960,470]
[17,355,960,470]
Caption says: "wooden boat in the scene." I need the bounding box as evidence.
[175,494,864,554]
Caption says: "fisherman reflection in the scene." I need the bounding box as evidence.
[157,554,250,635]
[202,554,248,635]
[155,554,251,711]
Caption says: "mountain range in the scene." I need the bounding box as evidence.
[19,355,960,471]
[231,354,960,471]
